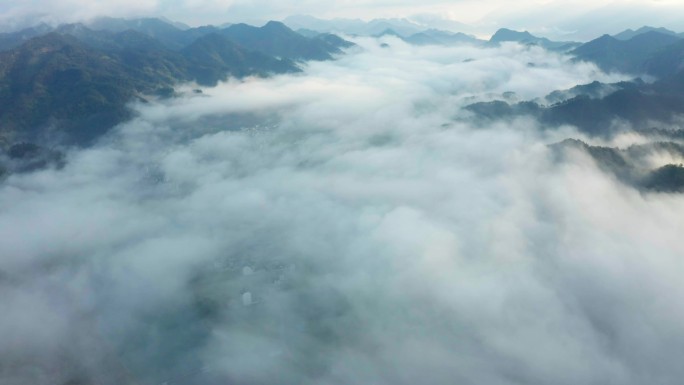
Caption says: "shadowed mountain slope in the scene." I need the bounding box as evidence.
[571,31,682,74]
[0,18,354,177]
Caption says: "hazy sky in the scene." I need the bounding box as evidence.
[2,0,684,38]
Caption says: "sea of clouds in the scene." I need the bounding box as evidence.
[1,37,683,385]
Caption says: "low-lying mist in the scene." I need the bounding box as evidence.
[2,38,683,385]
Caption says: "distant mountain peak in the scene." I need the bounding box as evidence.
[629,30,680,42]
[260,21,301,37]
[596,34,619,42]
[614,26,680,41]
[262,20,292,32]
[490,28,536,42]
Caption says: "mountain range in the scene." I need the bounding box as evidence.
[371,27,577,50]
[613,26,684,41]
[467,25,684,133]
[571,31,683,74]
[551,139,684,192]
[488,28,580,50]
[466,73,684,137]
[465,27,684,191]
[0,18,352,162]
[3,18,684,188]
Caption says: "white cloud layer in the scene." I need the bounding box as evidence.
[1,39,683,385]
